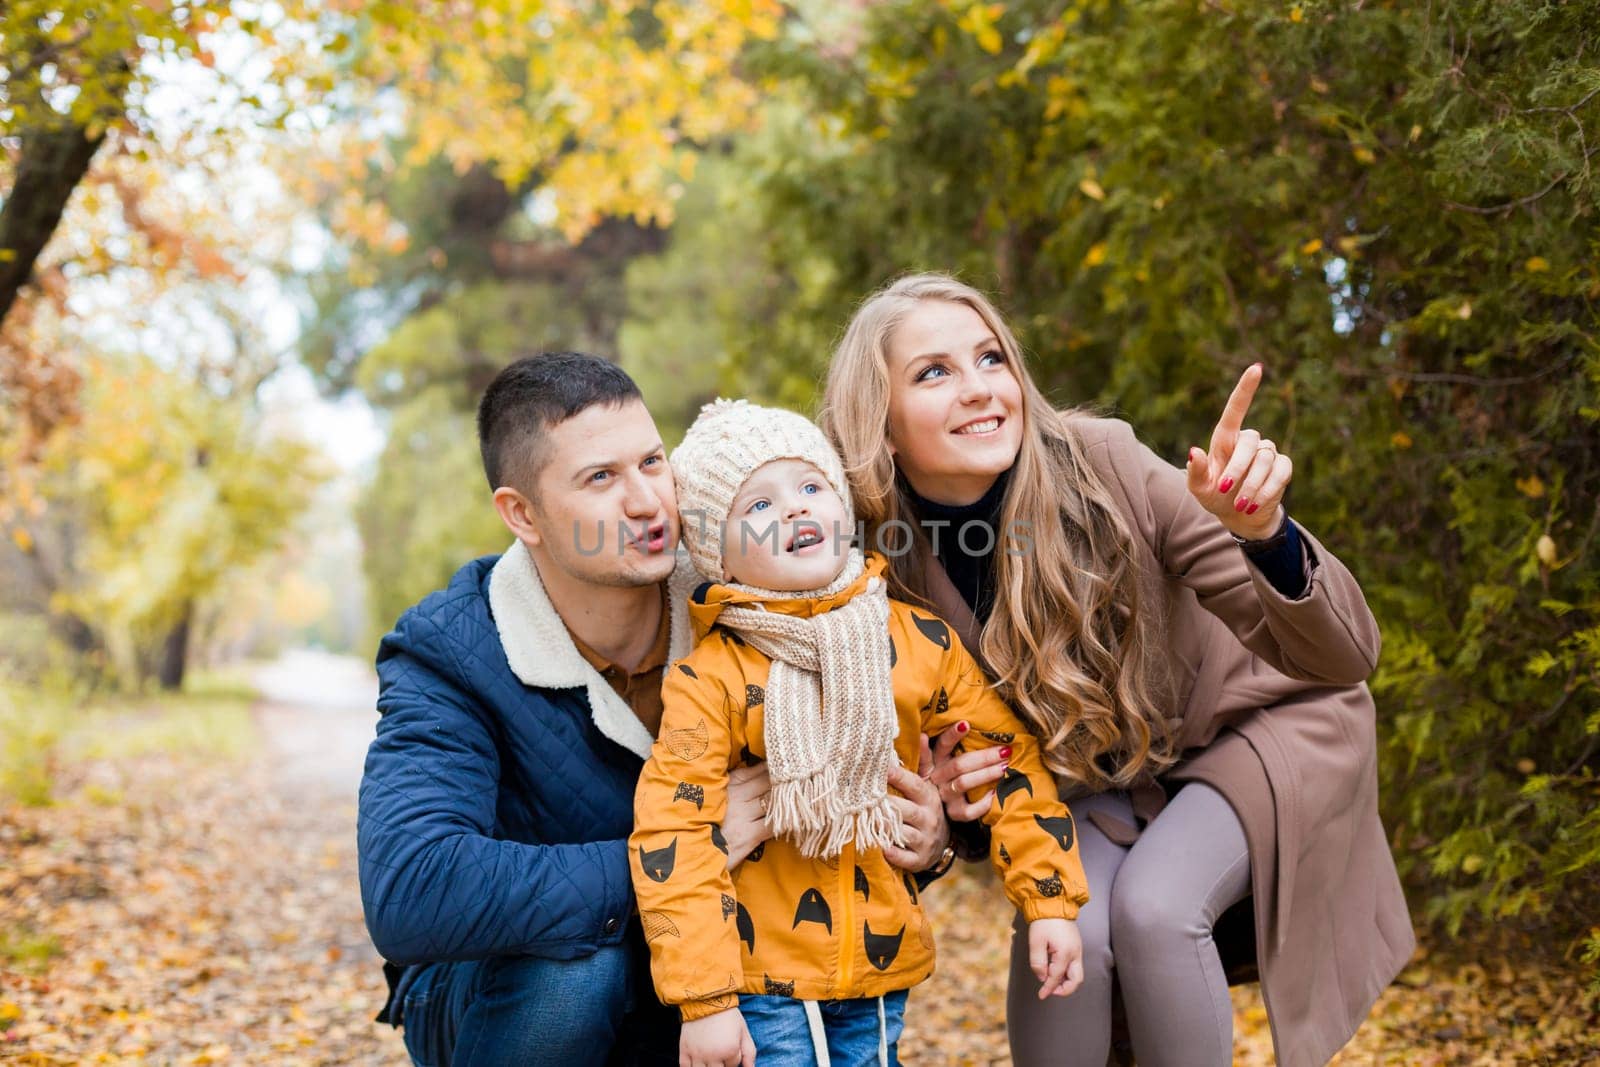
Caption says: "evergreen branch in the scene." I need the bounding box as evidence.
[1338,354,1578,388]
[1520,85,1600,117]
[1440,146,1600,214]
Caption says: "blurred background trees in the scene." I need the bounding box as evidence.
[2,0,1596,969]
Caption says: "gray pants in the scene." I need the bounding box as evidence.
[1006,783,1251,1067]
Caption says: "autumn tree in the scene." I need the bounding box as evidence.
[282,0,786,621]
[9,352,324,690]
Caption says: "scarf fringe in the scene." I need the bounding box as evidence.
[767,767,841,846]
[770,776,908,861]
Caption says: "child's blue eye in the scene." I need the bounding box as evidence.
[802,483,819,495]
[750,500,770,512]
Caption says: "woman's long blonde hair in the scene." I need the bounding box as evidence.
[818,273,1174,791]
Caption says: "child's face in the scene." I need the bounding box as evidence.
[721,459,852,591]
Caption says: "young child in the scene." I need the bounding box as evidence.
[631,400,1089,1067]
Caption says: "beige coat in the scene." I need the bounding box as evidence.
[922,416,1414,1067]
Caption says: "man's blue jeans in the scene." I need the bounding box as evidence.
[396,942,678,1066]
[738,989,909,1066]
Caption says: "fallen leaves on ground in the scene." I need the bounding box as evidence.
[905,863,1600,1065]
[0,740,401,1064]
[3,704,1596,1065]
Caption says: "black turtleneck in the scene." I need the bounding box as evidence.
[905,470,1012,624]
[906,469,1310,617]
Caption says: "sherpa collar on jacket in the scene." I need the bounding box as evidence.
[488,540,700,760]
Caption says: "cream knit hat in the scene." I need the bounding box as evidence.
[670,399,854,581]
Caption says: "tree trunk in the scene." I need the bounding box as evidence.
[155,604,192,691]
[0,120,107,324]
[0,53,131,326]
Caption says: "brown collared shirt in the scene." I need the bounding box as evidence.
[566,586,670,738]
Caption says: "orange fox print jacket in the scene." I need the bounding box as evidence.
[630,553,1088,1022]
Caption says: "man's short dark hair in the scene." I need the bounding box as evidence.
[476,352,643,495]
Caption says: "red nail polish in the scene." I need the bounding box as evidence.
[957,721,969,733]
[998,746,1012,759]
[1247,503,1259,515]
[1235,497,1249,512]
[1218,477,1234,493]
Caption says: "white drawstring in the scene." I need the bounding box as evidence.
[802,1000,831,1066]
[796,996,890,1066]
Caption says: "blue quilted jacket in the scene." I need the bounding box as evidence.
[357,555,643,991]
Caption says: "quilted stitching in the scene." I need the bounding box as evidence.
[357,555,645,974]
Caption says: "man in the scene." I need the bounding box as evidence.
[358,353,958,1066]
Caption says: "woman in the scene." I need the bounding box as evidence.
[817,273,1414,1067]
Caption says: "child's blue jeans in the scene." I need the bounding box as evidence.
[738,989,909,1066]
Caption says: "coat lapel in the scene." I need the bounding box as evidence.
[489,540,694,761]
[920,551,989,673]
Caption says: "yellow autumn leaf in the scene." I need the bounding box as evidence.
[1515,475,1545,498]
[1391,431,1413,450]
[1525,256,1550,273]
[958,4,1005,55]
[1082,242,1108,267]
[1353,145,1377,164]
[1289,6,1303,22]
[1536,535,1558,567]
[1300,238,1323,255]
[1461,855,1484,874]
[1079,178,1106,201]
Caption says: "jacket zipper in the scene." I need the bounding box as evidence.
[837,840,855,991]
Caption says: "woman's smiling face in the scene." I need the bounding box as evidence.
[884,299,1024,506]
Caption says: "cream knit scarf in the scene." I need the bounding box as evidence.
[715,550,904,859]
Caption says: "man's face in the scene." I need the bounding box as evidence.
[522,398,679,589]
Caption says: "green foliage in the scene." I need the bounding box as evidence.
[357,393,508,637]
[0,671,256,806]
[632,0,1600,949]
[0,925,63,973]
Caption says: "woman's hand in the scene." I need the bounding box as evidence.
[926,721,1010,821]
[722,763,774,871]
[1185,363,1294,541]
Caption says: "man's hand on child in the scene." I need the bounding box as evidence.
[882,760,951,870]
[724,764,776,870]
[680,1007,756,1067]
[1029,917,1084,999]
